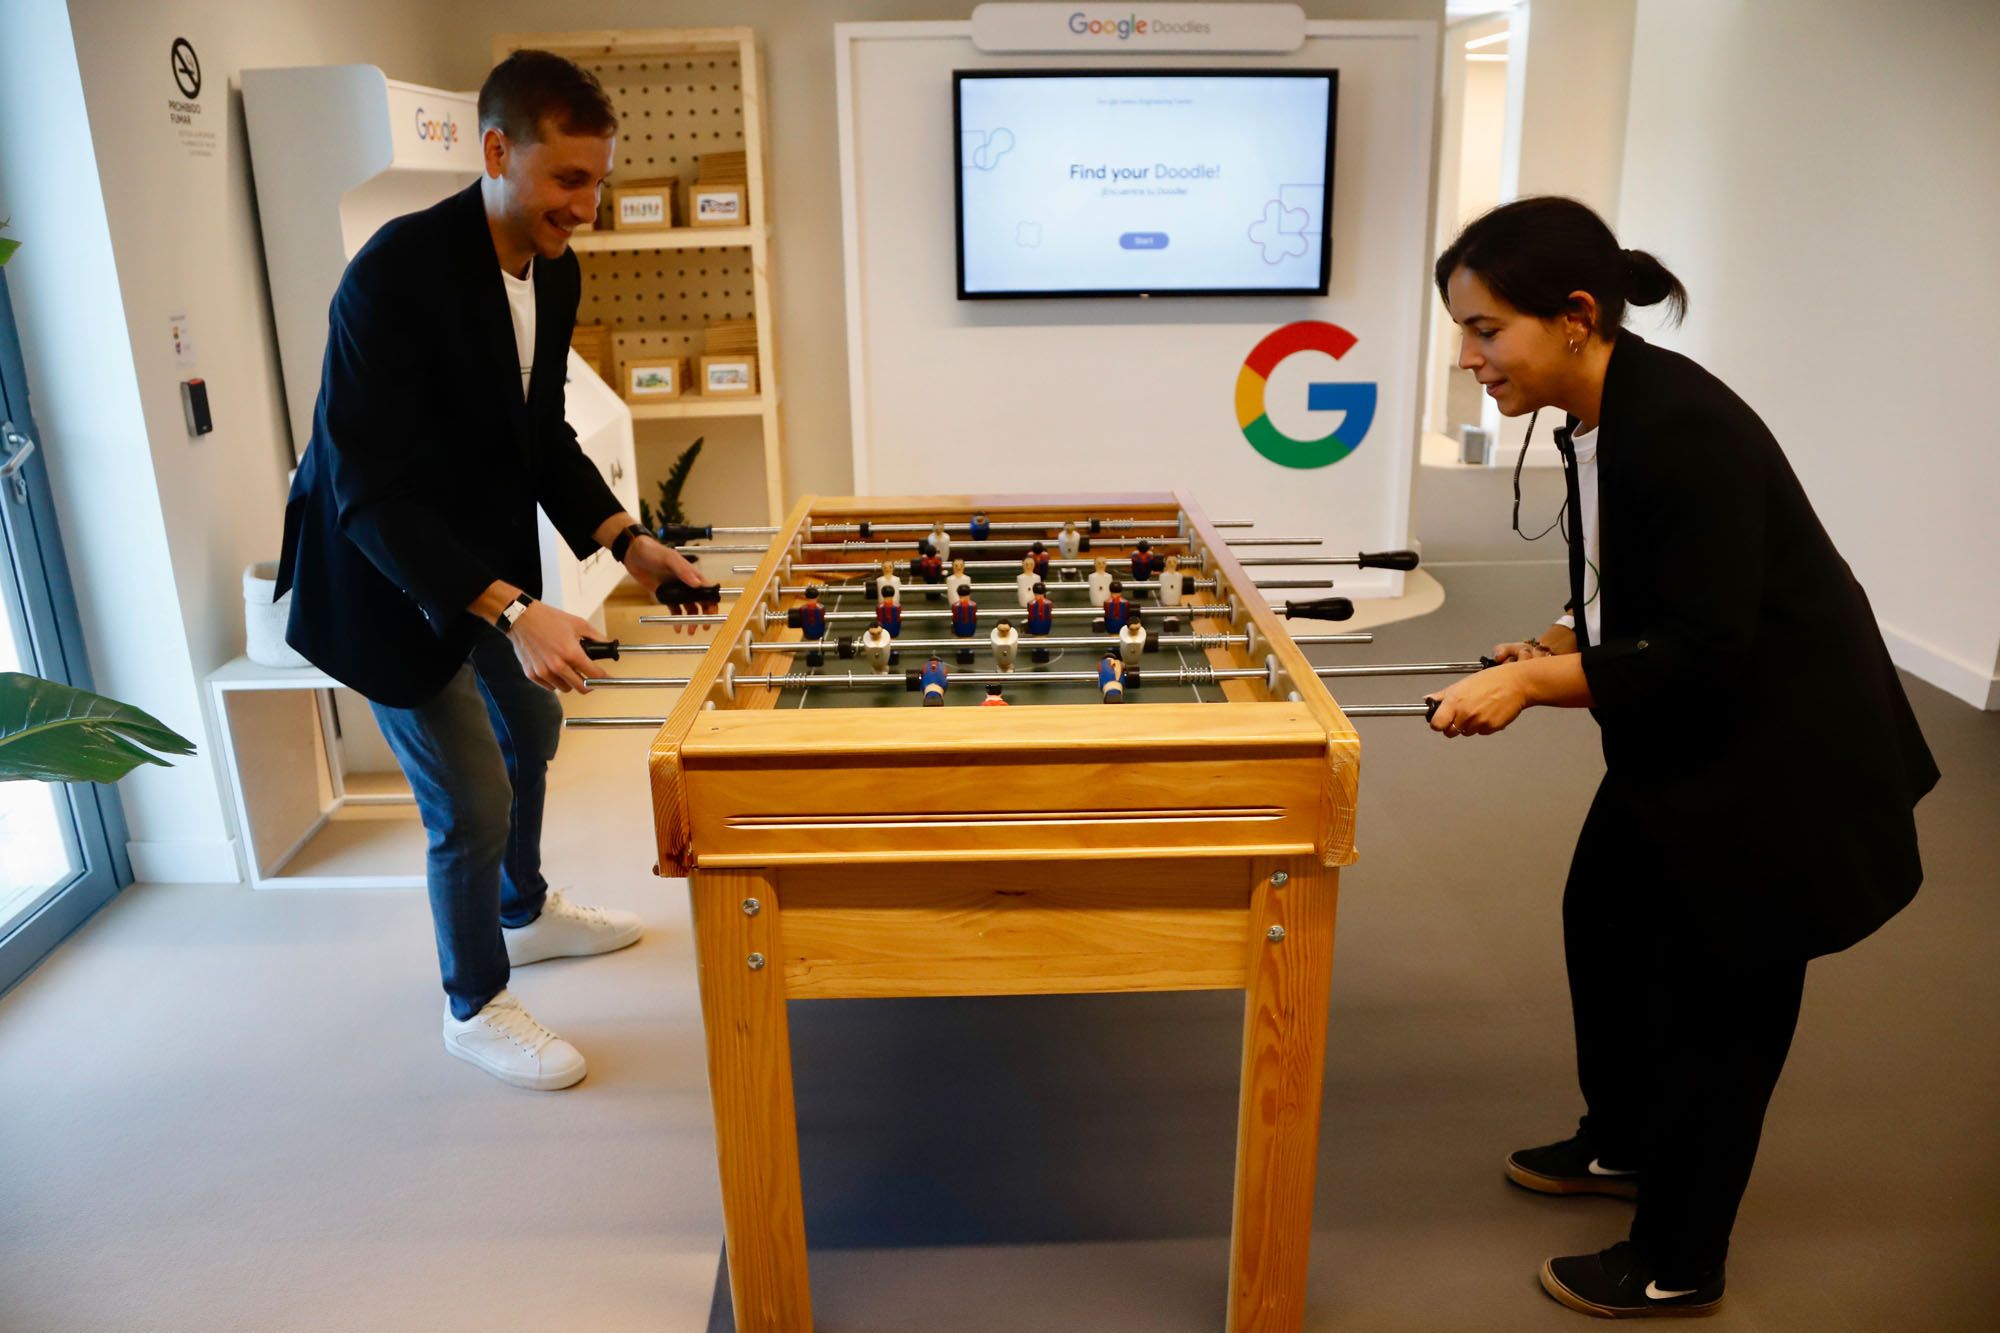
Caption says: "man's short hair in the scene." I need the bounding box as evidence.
[479,50,618,144]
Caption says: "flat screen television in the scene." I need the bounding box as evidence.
[953,69,1338,300]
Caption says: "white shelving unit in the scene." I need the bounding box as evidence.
[242,63,638,619]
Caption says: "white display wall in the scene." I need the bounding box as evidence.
[836,20,1437,599]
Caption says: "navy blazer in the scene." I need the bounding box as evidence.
[1554,333,1938,958]
[275,184,621,707]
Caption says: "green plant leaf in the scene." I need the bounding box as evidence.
[656,436,704,527]
[0,673,196,784]
[0,236,19,267]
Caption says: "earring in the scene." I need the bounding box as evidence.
[1567,340,1581,355]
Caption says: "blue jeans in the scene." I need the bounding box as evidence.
[370,629,564,1020]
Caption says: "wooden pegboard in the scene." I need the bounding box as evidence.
[589,55,745,183]
[578,247,755,359]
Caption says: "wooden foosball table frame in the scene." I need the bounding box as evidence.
[648,493,1360,1331]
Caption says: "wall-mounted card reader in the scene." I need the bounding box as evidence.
[180,378,212,436]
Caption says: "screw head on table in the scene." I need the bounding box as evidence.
[1270,871,1290,887]
[747,952,767,971]
[742,897,762,916]
[1266,925,1287,943]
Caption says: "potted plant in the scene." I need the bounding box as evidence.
[0,674,195,783]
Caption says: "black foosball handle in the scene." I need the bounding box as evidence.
[582,638,621,661]
[653,576,723,606]
[1426,697,1441,722]
[656,523,715,544]
[1283,596,1355,622]
[1357,550,1421,571]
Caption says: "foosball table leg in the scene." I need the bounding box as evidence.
[689,869,815,1332]
[1227,857,1338,1333]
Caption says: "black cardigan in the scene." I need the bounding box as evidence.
[1554,333,1938,958]
[275,184,621,707]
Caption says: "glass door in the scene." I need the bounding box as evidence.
[0,268,128,994]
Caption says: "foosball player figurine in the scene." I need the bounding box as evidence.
[795,585,828,667]
[1130,539,1164,582]
[861,623,895,673]
[919,656,949,707]
[1118,619,1148,666]
[1098,654,1127,703]
[876,592,903,641]
[1101,579,1132,634]
[1028,541,1052,580]
[969,510,991,542]
[912,545,945,600]
[989,620,1020,672]
[948,558,973,599]
[873,558,902,605]
[1086,555,1114,608]
[1015,554,1041,607]
[1057,520,1083,560]
[950,588,980,663]
[1158,554,1185,607]
[1025,582,1054,662]
[926,522,951,562]
[980,684,1009,706]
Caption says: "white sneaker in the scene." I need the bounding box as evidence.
[503,888,643,967]
[442,989,586,1091]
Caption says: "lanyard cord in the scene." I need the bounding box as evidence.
[1513,408,1570,543]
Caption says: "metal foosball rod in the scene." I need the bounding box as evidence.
[653,517,1260,544]
[757,550,1418,576]
[585,660,1485,691]
[567,698,1445,727]
[590,630,1378,658]
[691,575,1334,598]
[639,596,1357,630]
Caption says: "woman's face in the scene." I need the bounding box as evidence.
[1445,266,1580,418]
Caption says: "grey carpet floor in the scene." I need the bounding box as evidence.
[2,562,1994,1332]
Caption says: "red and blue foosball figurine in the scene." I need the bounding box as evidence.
[1098,654,1127,703]
[1026,582,1054,662]
[981,684,1008,706]
[969,511,991,541]
[1029,541,1052,580]
[796,585,827,666]
[1101,580,1132,633]
[877,595,903,638]
[951,591,979,663]
[1130,539,1164,582]
[912,547,944,587]
[920,656,949,706]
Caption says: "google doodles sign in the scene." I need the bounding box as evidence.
[1235,321,1377,469]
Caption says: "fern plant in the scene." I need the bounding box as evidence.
[0,673,195,783]
[638,436,703,536]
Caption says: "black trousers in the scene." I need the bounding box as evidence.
[1563,777,1808,1283]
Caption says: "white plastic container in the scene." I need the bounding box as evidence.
[243,561,311,669]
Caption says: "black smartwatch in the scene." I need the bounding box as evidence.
[609,522,648,563]
[496,591,535,634]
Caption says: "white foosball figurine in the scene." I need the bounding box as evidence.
[875,559,902,606]
[1015,555,1040,608]
[1158,554,1184,607]
[949,558,973,599]
[1057,521,1082,560]
[1086,555,1113,608]
[861,624,894,673]
[989,620,1020,672]
[926,523,951,562]
[1118,621,1147,666]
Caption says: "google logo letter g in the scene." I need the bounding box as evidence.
[1236,321,1378,469]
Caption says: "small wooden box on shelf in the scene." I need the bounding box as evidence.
[496,24,784,521]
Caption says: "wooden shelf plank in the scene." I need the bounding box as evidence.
[570,226,760,254]
[628,396,767,421]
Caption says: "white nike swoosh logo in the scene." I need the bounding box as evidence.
[1645,1281,1697,1300]
[1586,1158,1639,1176]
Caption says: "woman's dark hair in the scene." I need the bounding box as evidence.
[479,50,618,145]
[1434,196,1687,336]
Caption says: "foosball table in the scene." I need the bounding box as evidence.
[574,492,1454,1332]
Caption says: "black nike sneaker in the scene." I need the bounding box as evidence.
[1506,1123,1641,1199]
[1541,1241,1724,1318]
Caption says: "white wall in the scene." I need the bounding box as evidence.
[1618,0,2000,708]
[0,1,464,882]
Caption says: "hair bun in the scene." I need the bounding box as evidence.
[1622,246,1689,320]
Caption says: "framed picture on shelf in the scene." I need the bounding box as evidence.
[622,356,690,401]
[690,184,746,227]
[610,177,679,230]
[699,354,758,396]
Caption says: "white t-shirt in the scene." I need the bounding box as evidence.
[500,260,535,401]
[1556,423,1603,646]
